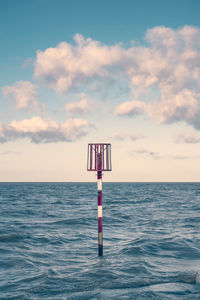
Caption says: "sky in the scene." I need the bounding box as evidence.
[0,0,200,182]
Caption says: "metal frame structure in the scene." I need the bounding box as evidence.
[87,143,112,172]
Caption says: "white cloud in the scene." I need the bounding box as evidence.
[132,147,160,159]
[150,89,200,128]
[115,100,148,117]
[10,117,58,133]
[0,151,21,155]
[130,134,146,141]
[34,33,122,93]
[61,118,93,140]
[115,24,200,130]
[109,132,126,141]
[174,131,200,144]
[130,147,200,160]
[0,117,93,143]
[2,81,40,111]
[109,132,145,141]
[115,89,200,130]
[64,94,92,115]
[169,154,200,160]
[34,26,200,130]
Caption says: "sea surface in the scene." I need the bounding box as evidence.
[0,182,200,299]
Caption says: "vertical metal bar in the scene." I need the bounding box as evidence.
[94,144,96,169]
[106,145,109,170]
[105,145,108,170]
[100,145,103,170]
[97,145,99,168]
[102,145,104,171]
[90,144,92,170]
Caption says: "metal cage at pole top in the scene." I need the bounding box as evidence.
[87,143,112,172]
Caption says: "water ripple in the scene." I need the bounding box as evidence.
[0,182,200,299]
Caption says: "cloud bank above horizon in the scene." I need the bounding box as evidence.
[0,117,93,143]
[1,25,200,144]
[34,25,200,130]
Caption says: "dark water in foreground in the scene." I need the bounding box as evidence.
[0,182,200,299]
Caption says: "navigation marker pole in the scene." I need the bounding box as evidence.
[97,154,103,256]
[87,144,112,256]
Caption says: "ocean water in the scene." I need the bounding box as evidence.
[0,182,200,299]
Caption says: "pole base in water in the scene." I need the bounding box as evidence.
[98,244,103,256]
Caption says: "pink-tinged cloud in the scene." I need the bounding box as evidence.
[34,26,200,130]
[64,94,92,115]
[174,131,200,144]
[132,147,160,159]
[150,89,200,127]
[34,33,122,93]
[109,132,145,141]
[0,117,93,143]
[116,89,200,130]
[2,81,40,111]
[109,132,126,141]
[115,100,148,116]
[169,154,200,160]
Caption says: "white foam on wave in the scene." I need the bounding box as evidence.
[195,272,200,284]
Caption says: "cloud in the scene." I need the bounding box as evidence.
[130,134,145,141]
[115,26,200,130]
[115,100,148,117]
[34,26,200,130]
[169,154,200,160]
[2,81,40,112]
[64,94,92,115]
[132,149,200,160]
[34,33,122,93]
[150,89,200,128]
[109,132,145,141]
[109,132,126,141]
[174,131,200,144]
[0,117,93,143]
[0,151,21,155]
[61,118,93,140]
[131,149,198,160]
[115,90,200,131]
[132,148,160,159]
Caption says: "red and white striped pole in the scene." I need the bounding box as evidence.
[87,143,111,256]
[97,153,103,256]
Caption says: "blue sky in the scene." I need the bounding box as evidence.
[1,0,200,181]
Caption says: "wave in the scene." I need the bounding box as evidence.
[1,182,200,299]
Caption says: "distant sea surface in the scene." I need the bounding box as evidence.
[1,182,200,299]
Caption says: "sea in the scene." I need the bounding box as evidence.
[0,182,200,299]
